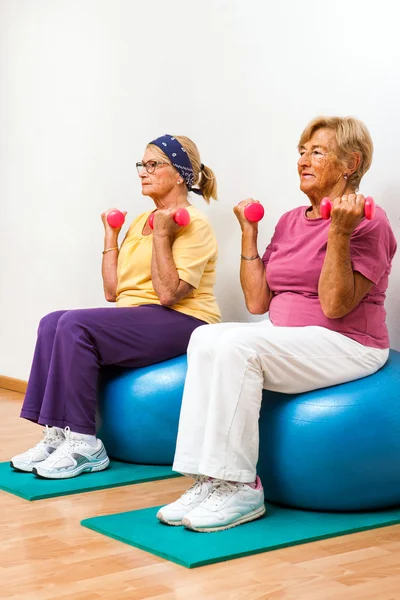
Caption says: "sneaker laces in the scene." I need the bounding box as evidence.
[63,426,73,444]
[62,426,87,445]
[37,425,63,447]
[181,475,211,502]
[47,426,81,460]
[202,480,238,508]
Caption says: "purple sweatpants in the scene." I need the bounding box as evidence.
[21,305,205,434]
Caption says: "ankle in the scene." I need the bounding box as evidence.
[245,476,262,490]
[70,431,98,446]
[225,476,261,490]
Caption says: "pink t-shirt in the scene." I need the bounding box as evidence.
[262,205,397,349]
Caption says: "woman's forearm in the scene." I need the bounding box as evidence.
[152,234,187,306]
[102,234,119,302]
[318,228,355,318]
[240,230,272,314]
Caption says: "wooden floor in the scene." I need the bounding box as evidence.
[1,389,400,600]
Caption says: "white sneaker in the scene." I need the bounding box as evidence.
[157,475,216,526]
[182,476,266,532]
[32,427,110,479]
[10,426,66,472]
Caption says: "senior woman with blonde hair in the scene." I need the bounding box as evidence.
[158,116,397,532]
[11,134,220,479]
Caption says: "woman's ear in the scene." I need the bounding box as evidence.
[346,151,361,176]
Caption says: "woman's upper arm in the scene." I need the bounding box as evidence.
[343,214,397,315]
[342,271,374,316]
[349,214,397,285]
[172,217,218,289]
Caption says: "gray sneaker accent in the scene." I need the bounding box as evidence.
[70,453,92,468]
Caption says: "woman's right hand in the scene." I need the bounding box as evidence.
[233,199,261,232]
[101,208,127,237]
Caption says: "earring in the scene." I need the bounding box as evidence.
[344,173,348,180]
[177,180,182,185]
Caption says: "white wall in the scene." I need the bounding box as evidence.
[1,0,399,380]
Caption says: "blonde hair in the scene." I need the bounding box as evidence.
[148,136,217,203]
[298,116,373,191]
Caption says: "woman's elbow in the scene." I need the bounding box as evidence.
[158,285,190,307]
[105,293,117,303]
[320,301,348,319]
[246,301,269,315]
[245,292,271,315]
[322,307,340,319]
[159,294,176,307]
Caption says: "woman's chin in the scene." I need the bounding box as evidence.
[300,181,314,196]
[141,187,152,197]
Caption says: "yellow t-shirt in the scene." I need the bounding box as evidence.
[116,206,221,324]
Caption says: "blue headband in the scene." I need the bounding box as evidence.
[149,134,203,195]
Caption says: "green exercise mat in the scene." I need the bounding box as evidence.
[81,501,400,568]
[0,461,180,501]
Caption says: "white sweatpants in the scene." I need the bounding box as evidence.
[172,318,389,483]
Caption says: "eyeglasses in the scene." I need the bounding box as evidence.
[136,160,170,175]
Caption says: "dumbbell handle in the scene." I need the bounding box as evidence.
[244,202,265,222]
[148,207,190,230]
[320,197,375,220]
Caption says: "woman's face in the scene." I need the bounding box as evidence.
[139,147,179,200]
[297,128,346,199]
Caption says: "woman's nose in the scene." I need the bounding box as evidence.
[298,152,310,167]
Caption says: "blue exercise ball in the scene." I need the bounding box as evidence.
[257,349,400,511]
[98,349,400,512]
[97,355,187,464]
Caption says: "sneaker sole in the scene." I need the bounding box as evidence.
[182,503,267,533]
[32,456,110,480]
[10,461,36,473]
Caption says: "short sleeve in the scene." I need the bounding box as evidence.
[261,215,287,268]
[172,217,218,289]
[262,242,274,268]
[350,212,397,284]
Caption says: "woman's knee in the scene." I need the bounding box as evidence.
[214,328,252,353]
[188,323,227,356]
[56,309,92,335]
[38,310,68,336]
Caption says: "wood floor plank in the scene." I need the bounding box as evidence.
[1,390,400,599]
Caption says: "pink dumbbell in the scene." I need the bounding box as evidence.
[244,202,265,222]
[320,197,375,220]
[107,210,125,228]
[148,208,191,229]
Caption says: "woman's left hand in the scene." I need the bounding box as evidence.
[152,209,181,238]
[330,194,366,236]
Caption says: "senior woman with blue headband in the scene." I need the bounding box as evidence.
[11,135,220,479]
